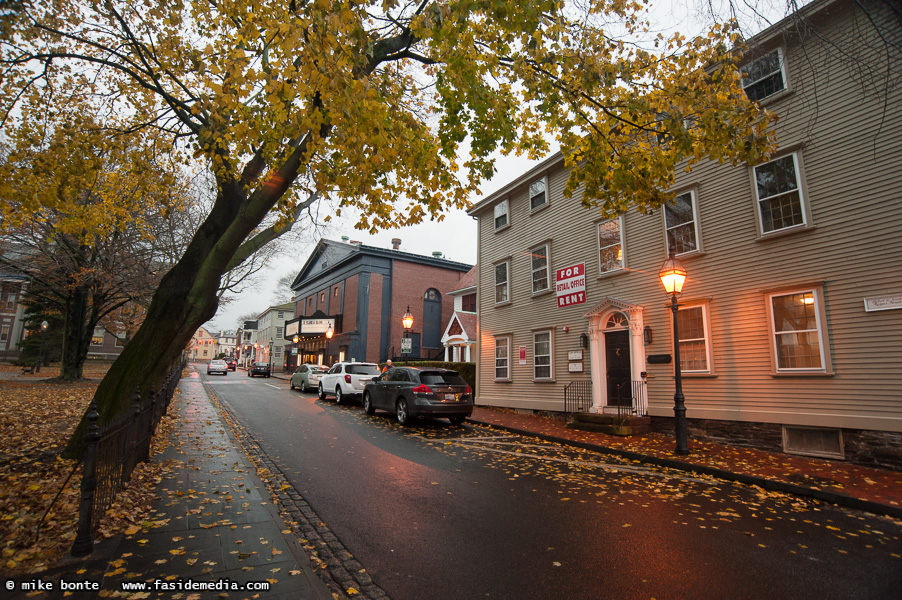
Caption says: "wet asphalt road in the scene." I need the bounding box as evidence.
[205,372,902,600]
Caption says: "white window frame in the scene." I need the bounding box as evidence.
[494,199,510,231]
[533,330,553,381]
[529,177,548,211]
[530,244,551,294]
[6,293,15,309]
[766,288,828,373]
[494,335,511,381]
[741,48,787,102]
[754,152,807,235]
[91,328,104,346]
[597,217,624,275]
[677,303,712,374]
[0,325,9,342]
[494,260,510,305]
[664,190,701,256]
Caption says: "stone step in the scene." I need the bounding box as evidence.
[566,413,652,436]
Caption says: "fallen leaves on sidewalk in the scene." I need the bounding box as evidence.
[0,373,176,575]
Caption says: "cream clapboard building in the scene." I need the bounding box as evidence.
[468,0,902,468]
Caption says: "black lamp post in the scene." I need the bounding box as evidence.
[35,320,48,373]
[268,340,274,370]
[402,306,414,365]
[659,252,689,455]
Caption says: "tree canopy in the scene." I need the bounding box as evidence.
[1,0,776,432]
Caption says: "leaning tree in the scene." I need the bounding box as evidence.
[1,0,778,448]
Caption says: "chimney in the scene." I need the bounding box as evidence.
[391,238,401,250]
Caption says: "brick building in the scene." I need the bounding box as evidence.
[286,238,473,367]
[0,275,27,361]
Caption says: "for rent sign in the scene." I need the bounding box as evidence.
[556,263,586,307]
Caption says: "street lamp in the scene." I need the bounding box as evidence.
[268,340,273,370]
[402,306,413,364]
[659,252,689,455]
[325,324,333,339]
[35,320,48,373]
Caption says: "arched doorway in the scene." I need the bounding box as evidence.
[583,298,648,414]
[423,288,442,351]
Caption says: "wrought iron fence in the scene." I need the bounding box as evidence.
[71,359,185,556]
[564,380,593,413]
[615,380,648,419]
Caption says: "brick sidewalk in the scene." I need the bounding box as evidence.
[468,406,902,519]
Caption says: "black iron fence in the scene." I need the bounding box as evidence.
[614,380,648,419]
[564,380,593,413]
[71,359,185,556]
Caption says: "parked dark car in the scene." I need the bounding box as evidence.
[225,358,238,371]
[362,367,473,426]
[248,361,271,377]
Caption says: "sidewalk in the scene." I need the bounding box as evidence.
[467,406,902,519]
[266,368,902,519]
[8,371,333,599]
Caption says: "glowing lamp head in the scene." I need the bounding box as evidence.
[402,306,414,330]
[325,325,334,339]
[293,335,299,343]
[659,253,687,296]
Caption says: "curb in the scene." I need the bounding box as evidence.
[467,418,902,521]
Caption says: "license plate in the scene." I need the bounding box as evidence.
[445,393,460,401]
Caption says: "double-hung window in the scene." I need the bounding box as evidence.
[91,328,104,346]
[495,261,510,304]
[755,153,806,234]
[494,200,509,230]
[462,293,476,313]
[598,218,624,274]
[741,48,786,102]
[677,305,711,373]
[529,178,548,211]
[768,289,827,372]
[0,326,9,342]
[665,191,700,255]
[533,330,553,380]
[531,245,550,294]
[494,336,511,380]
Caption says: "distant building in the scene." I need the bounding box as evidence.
[189,327,217,361]
[216,330,238,358]
[440,266,478,362]
[0,275,27,361]
[255,303,296,372]
[287,238,472,367]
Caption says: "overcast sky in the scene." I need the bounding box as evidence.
[204,0,796,333]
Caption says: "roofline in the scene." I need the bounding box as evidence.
[467,151,566,217]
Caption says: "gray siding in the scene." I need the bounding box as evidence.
[472,0,902,432]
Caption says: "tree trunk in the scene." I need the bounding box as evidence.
[59,286,90,381]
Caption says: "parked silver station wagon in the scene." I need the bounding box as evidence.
[363,367,473,426]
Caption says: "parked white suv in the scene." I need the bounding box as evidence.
[319,362,382,404]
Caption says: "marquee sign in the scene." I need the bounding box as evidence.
[556,263,587,307]
[301,318,335,334]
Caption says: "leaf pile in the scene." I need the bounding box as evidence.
[0,375,176,575]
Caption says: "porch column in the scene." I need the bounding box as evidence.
[587,322,604,413]
[464,343,471,362]
[444,344,449,362]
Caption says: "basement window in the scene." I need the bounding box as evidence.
[782,426,844,460]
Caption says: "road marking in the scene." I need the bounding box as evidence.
[265,383,282,389]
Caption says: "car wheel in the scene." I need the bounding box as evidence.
[335,386,343,404]
[448,415,466,426]
[363,392,375,415]
[290,380,295,390]
[396,398,411,426]
[318,383,326,400]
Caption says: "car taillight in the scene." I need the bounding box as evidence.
[465,384,472,395]
[412,384,432,394]
[344,374,352,384]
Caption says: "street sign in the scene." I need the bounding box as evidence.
[401,337,412,354]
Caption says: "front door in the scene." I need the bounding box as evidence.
[604,330,631,407]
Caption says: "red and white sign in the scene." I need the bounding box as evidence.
[556,263,587,307]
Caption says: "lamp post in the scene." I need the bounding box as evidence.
[659,252,689,455]
[401,306,414,365]
[268,340,273,371]
[35,320,49,373]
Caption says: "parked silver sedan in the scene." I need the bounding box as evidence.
[206,359,228,376]
[290,364,326,392]
[362,367,473,426]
